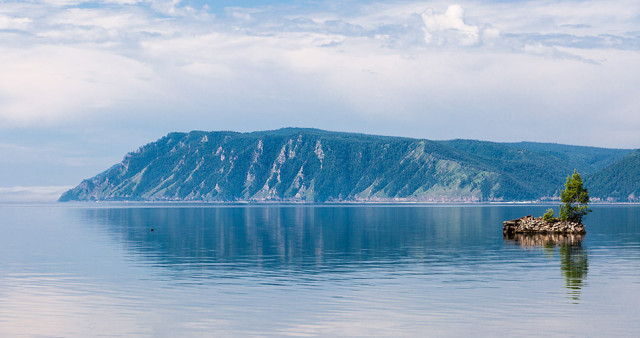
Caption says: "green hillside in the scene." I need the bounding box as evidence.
[504,141,631,174]
[59,129,633,202]
[587,150,640,202]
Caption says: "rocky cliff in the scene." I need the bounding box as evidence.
[59,128,633,202]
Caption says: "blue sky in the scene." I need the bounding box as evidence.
[1,0,640,201]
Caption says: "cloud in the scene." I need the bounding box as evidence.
[0,14,32,30]
[421,5,481,46]
[0,186,72,202]
[0,45,156,125]
[0,0,640,149]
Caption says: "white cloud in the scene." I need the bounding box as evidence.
[36,0,90,6]
[421,5,480,46]
[48,8,147,31]
[0,0,639,149]
[0,45,156,125]
[0,14,32,30]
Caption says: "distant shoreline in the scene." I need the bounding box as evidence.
[3,200,635,207]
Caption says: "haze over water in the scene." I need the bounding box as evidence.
[1,204,639,336]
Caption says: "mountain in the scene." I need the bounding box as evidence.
[587,149,640,202]
[503,141,632,175]
[59,128,633,202]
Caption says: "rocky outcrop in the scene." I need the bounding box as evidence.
[503,215,586,234]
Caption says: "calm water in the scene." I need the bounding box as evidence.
[0,204,639,336]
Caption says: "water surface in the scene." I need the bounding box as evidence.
[1,204,639,336]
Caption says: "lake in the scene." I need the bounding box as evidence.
[0,204,639,336]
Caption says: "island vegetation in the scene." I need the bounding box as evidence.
[503,170,590,234]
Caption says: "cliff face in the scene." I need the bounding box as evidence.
[60,129,503,202]
[59,128,633,202]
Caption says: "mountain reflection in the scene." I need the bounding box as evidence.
[504,233,588,302]
[78,206,500,276]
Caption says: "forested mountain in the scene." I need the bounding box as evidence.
[59,128,634,202]
[503,141,631,175]
[587,150,640,202]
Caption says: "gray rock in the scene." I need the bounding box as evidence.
[502,216,586,234]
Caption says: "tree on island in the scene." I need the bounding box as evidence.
[559,169,591,224]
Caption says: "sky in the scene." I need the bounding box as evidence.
[1,0,640,201]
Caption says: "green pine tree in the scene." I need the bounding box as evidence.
[560,169,591,223]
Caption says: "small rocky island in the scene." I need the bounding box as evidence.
[504,170,591,235]
[503,215,586,234]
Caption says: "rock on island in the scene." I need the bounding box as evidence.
[502,215,586,234]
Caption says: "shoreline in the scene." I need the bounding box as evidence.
[3,201,640,208]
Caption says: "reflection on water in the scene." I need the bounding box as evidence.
[2,204,639,336]
[505,233,588,302]
[504,232,585,248]
[79,206,505,276]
